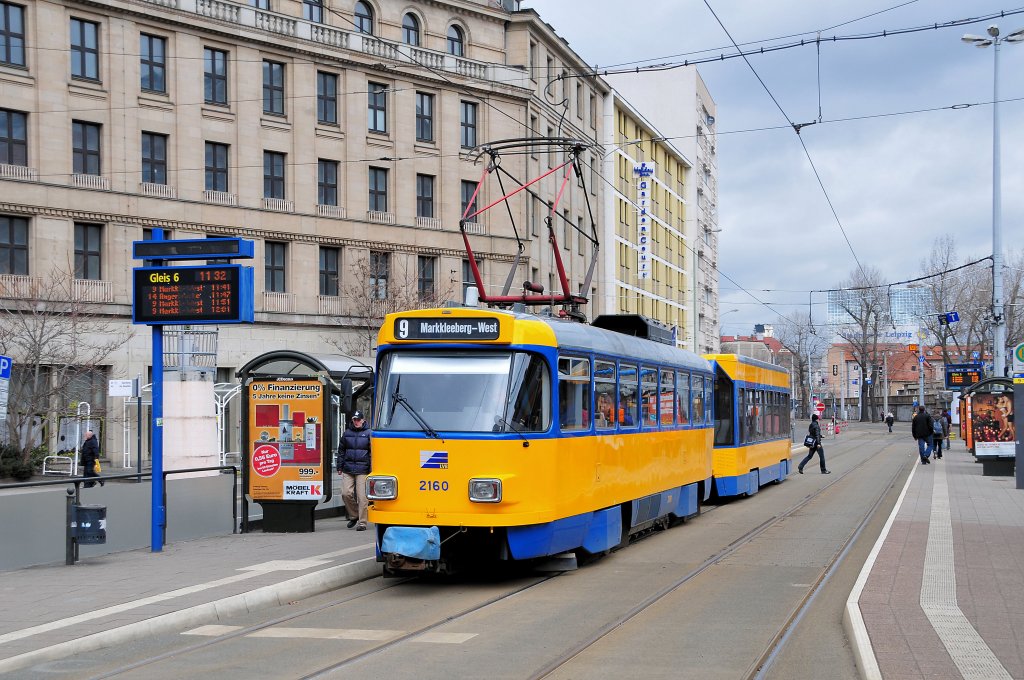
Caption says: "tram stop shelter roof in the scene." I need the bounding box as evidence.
[237,350,372,386]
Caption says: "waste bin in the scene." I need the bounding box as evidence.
[72,504,107,545]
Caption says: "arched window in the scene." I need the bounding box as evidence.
[354,1,373,34]
[446,25,464,56]
[402,13,420,46]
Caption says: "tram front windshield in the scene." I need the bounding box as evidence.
[375,351,550,434]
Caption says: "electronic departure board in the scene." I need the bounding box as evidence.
[945,364,984,389]
[132,265,254,325]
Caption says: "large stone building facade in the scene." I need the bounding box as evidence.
[1,0,717,466]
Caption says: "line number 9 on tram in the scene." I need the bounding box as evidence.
[396,319,410,339]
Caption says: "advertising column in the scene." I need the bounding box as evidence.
[246,378,330,531]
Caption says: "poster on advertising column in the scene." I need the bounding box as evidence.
[246,378,327,501]
[968,388,1015,456]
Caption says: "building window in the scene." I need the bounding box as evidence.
[354,1,372,34]
[70,18,99,80]
[249,0,269,8]
[204,142,228,192]
[263,60,285,116]
[319,246,339,296]
[462,258,480,301]
[416,173,434,218]
[141,132,167,185]
[263,151,285,199]
[368,166,387,212]
[139,34,166,93]
[66,366,108,412]
[547,126,555,167]
[316,71,337,124]
[74,222,102,280]
[528,41,536,80]
[0,215,28,276]
[460,180,478,219]
[367,82,387,133]
[204,48,228,106]
[0,108,27,166]
[317,159,338,206]
[415,92,433,142]
[446,25,464,56]
[265,241,286,293]
[417,255,435,300]
[402,13,419,45]
[72,121,101,175]
[589,92,597,128]
[0,2,26,67]
[576,83,583,119]
[369,251,388,300]
[303,0,323,23]
[460,101,477,148]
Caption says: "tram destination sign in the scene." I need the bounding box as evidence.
[132,264,255,325]
[395,317,501,341]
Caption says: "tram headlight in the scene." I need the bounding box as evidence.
[469,478,502,503]
[367,476,397,500]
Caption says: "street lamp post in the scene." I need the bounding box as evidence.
[962,24,1024,377]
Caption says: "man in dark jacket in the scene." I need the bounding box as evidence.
[911,406,933,464]
[80,430,104,487]
[798,414,830,475]
[338,411,371,530]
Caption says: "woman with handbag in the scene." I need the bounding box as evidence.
[798,414,830,475]
[80,430,104,488]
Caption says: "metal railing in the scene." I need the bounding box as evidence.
[0,465,238,565]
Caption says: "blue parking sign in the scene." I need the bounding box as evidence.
[0,355,12,380]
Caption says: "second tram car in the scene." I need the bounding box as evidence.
[366,307,789,574]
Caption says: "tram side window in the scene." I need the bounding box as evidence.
[713,372,734,446]
[594,359,616,430]
[640,366,658,427]
[618,363,638,428]
[743,388,756,444]
[558,356,591,431]
[677,371,690,425]
[692,376,704,426]
[660,370,675,425]
[505,352,551,432]
[772,392,780,436]
[704,377,713,425]
[738,388,747,443]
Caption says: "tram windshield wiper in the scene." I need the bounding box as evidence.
[391,391,440,439]
[493,415,529,441]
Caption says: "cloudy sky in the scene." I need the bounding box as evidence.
[521,0,1024,335]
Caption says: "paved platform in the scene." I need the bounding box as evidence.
[0,515,378,676]
[846,437,1024,680]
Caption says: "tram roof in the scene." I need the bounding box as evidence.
[543,316,712,373]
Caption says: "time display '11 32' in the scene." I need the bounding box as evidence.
[132,265,254,325]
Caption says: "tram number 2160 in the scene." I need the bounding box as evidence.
[419,480,449,491]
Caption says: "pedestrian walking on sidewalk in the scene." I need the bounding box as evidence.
[80,430,104,487]
[338,410,372,531]
[932,408,946,459]
[798,414,830,474]
[941,409,952,450]
[911,406,934,464]
[885,411,894,433]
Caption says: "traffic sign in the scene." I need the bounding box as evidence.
[1014,342,1024,374]
[816,403,826,413]
[0,354,11,381]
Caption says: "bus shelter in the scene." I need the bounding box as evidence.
[237,351,373,532]
[959,377,1014,476]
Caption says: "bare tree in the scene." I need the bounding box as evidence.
[330,251,458,357]
[918,236,974,363]
[774,311,827,418]
[832,266,888,422]
[0,266,132,464]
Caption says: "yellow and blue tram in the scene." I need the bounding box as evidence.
[707,354,793,496]
[366,307,789,574]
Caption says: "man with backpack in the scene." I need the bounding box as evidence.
[932,408,946,459]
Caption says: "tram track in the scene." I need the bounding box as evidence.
[529,441,903,680]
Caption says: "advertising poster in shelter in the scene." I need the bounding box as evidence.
[246,378,326,501]
[969,389,1015,456]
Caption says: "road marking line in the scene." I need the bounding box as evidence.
[416,632,477,644]
[921,463,1011,680]
[0,543,374,647]
[250,628,402,641]
[183,625,243,636]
